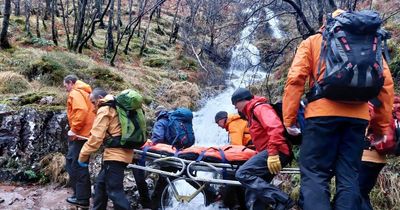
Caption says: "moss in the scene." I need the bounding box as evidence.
[143,57,169,67]
[26,56,68,86]
[21,36,54,47]
[85,66,128,91]
[143,47,159,55]
[0,71,30,94]
[18,92,56,105]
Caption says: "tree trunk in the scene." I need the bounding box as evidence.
[51,0,58,45]
[0,0,12,48]
[44,0,51,20]
[95,0,105,28]
[128,0,133,23]
[60,0,72,49]
[36,1,41,38]
[317,0,324,26]
[283,0,316,36]
[14,0,21,16]
[117,0,122,39]
[106,0,115,54]
[139,10,154,56]
[73,0,88,51]
[169,0,181,44]
[24,0,32,36]
[137,0,144,37]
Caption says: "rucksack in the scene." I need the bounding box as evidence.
[103,89,147,149]
[251,102,306,145]
[307,10,390,103]
[167,107,195,150]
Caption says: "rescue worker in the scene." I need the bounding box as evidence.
[282,9,394,210]
[150,106,171,144]
[232,88,294,210]
[78,88,133,210]
[215,111,252,147]
[64,75,95,208]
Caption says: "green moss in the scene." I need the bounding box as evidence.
[18,92,56,105]
[85,66,127,90]
[178,55,197,71]
[26,56,68,86]
[143,57,169,67]
[22,36,54,47]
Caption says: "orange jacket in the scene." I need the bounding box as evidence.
[66,80,95,138]
[79,95,133,164]
[283,33,394,135]
[225,114,252,146]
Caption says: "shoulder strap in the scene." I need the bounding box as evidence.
[250,102,268,125]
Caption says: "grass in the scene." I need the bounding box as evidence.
[0,71,31,94]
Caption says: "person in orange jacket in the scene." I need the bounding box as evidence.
[282,10,394,210]
[79,88,133,210]
[64,75,95,207]
[214,111,252,147]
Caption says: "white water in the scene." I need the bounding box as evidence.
[164,7,283,210]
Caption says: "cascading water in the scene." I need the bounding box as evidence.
[163,7,284,210]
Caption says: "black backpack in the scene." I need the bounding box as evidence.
[307,10,391,103]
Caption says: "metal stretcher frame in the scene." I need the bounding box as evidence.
[130,149,301,186]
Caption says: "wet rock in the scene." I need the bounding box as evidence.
[0,105,68,182]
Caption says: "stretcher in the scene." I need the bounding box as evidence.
[128,147,300,209]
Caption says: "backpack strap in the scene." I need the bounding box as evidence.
[139,146,151,166]
[249,102,268,126]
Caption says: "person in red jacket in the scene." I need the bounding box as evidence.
[232,88,293,210]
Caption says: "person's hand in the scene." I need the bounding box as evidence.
[370,134,387,146]
[67,130,76,136]
[77,160,89,167]
[286,125,301,136]
[267,155,282,174]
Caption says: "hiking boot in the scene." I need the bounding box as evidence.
[66,197,89,207]
[274,198,295,210]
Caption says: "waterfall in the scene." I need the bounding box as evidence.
[164,7,284,210]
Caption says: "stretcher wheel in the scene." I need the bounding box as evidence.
[160,177,207,209]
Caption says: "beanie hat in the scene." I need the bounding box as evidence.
[231,88,254,105]
[215,111,228,123]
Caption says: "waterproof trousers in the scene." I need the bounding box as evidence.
[93,161,131,210]
[132,168,152,208]
[65,140,91,200]
[359,161,385,210]
[299,116,368,210]
[235,150,291,210]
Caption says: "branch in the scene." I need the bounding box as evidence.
[190,43,208,73]
[282,0,316,35]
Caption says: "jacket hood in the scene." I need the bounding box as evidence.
[226,114,241,125]
[244,96,268,117]
[73,80,92,94]
[99,94,115,104]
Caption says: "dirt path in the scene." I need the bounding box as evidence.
[0,184,75,210]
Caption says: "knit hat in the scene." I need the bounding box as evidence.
[215,111,228,123]
[231,88,254,105]
[154,105,167,116]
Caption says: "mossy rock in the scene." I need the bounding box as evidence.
[143,57,169,67]
[25,56,69,86]
[85,66,127,91]
[0,71,30,94]
[18,92,56,105]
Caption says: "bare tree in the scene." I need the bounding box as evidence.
[95,0,105,28]
[24,0,32,36]
[116,0,122,39]
[169,0,181,44]
[36,1,42,38]
[106,0,115,54]
[13,0,21,16]
[73,0,88,51]
[51,0,58,45]
[0,0,12,48]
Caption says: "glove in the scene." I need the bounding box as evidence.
[286,125,301,136]
[267,155,282,174]
[370,134,387,146]
[77,160,89,167]
[67,130,76,136]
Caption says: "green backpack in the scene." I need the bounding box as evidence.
[105,89,147,149]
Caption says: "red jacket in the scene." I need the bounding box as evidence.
[243,96,290,156]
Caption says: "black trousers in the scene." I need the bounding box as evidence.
[65,140,91,200]
[93,161,132,210]
[299,116,368,210]
[132,168,151,208]
[359,161,385,210]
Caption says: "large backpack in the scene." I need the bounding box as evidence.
[103,89,146,149]
[307,10,390,103]
[251,102,306,145]
[167,107,195,150]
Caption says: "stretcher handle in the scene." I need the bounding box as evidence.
[153,157,186,176]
